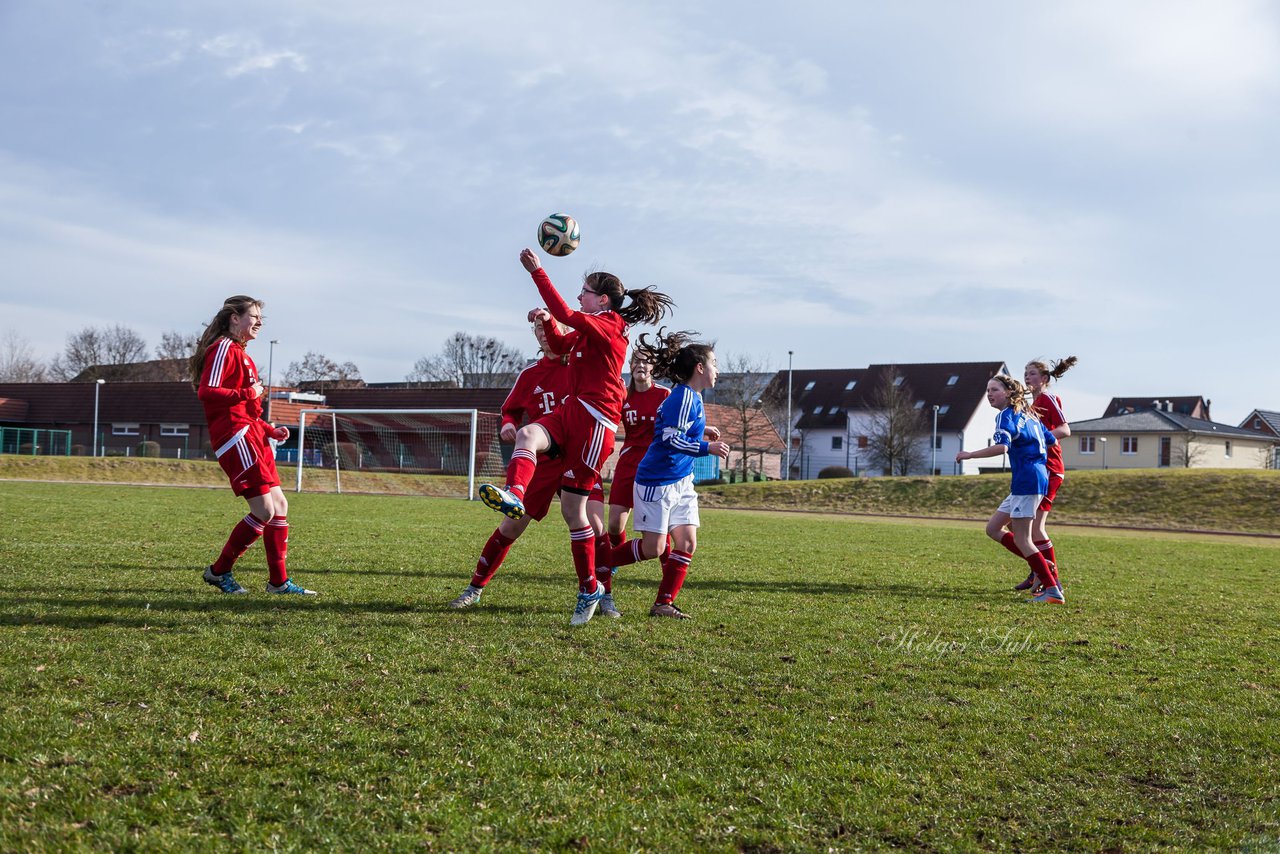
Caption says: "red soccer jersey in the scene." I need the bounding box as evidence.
[198,337,265,448]
[1032,392,1068,474]
[620,384,671,451]
[501,354,573,431]
[533,267,629,425]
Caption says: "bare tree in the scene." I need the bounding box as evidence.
[712,352,777,480]
[50,325,148,380]
[0,331,48,382]
[862,365,929,476]
[407,332,525,387]
[1172,436,1207,468]
[284,351,364,391]
[153,330,199,381]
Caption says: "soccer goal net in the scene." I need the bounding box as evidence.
[293,408,505,499]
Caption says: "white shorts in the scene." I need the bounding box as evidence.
[633,475,700,533]
[997,493,1044,519]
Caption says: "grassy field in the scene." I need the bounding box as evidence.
[6,455,1280,536]
[1,480,1278,851]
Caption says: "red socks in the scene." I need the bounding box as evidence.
[263,517,289,586]
[1025,550,1059,589]
[471,528,517,588]
[999,531,1023,558]
[212,514,265,575]
[569,526,598,593]
[1035,539,1056,566]
[656,550,692,605]
[504,449,537,499]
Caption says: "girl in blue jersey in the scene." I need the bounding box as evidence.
[956,374,1065,604]
[595,330,730,618]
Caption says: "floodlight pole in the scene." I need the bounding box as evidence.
[932,405,939,475]
[785,350,793,480]
[266,339,278,423]
[1100,436,1108,470]
[92,379,105,457]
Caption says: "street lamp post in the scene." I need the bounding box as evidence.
[1100,436,1108,470]
[92,379,105,457]
[785,350,793,481]
[266,339,278,423]
[931,405,940,476]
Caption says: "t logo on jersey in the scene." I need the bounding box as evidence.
[624,407,638,426]
[540,391,557,414]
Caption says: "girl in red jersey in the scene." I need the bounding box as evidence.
[1014,356,1078,591]
[595,352,670,618]
[189,296,316,596]
[479,248,673,626]
[448,315,607,609]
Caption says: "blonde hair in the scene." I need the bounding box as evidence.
[991,374,1035,415]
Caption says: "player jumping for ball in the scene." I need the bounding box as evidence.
[478,249,674,626]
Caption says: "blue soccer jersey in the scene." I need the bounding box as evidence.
[993,407,1057,495]
[635,384,711,487]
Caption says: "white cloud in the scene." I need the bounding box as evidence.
[200,33,308,77]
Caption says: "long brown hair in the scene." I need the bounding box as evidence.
[633,328,714,384]
[189,295,262,389]
[1026,355,1078,384]
[584,271,675,326]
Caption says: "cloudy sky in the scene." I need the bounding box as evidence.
[2,1,1278,424]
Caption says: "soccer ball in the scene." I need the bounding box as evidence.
[538,213,581,256]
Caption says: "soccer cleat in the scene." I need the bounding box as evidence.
[598,593,622,619]
[1014,571,1037,591]
[649,602,691,620]
[448,585,484,609]
[266,579,317,596]
[479,483,525,520]
[1029,585,1065,605]
[569,583,604,626]
[204,565,247,594]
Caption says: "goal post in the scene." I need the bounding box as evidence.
[294,408,504,499]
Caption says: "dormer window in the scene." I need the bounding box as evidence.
[947,375,959,386]
[804,381,816,391]
[893,376,905,387]
[844,380,857,391]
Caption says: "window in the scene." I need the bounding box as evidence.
[160,423,189,437]
[947,375,959,386]
[1122,436,1138,454]
[857,435,868,449]
[934,435,943,449]
[1080,436,1096,454]
[812,405,823,415]
[893,376,905,387]
[828,406,839,416]
[832,436,843,450]
[938,404,950,415]
[1225,440,1232,458]
[1255,419,1262,429]
[804,381,816,391]
[112,423,139,436]
[914,400,925,409]
[844,380,857,391]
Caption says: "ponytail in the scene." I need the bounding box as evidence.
[634,328,714,384]
[189,296,262,389]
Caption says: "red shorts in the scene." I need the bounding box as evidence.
[608,445,645,509]
[1038,472,1064,512]
[520,458,606,522]
[532,400,617,492]
[215,423,280,498]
